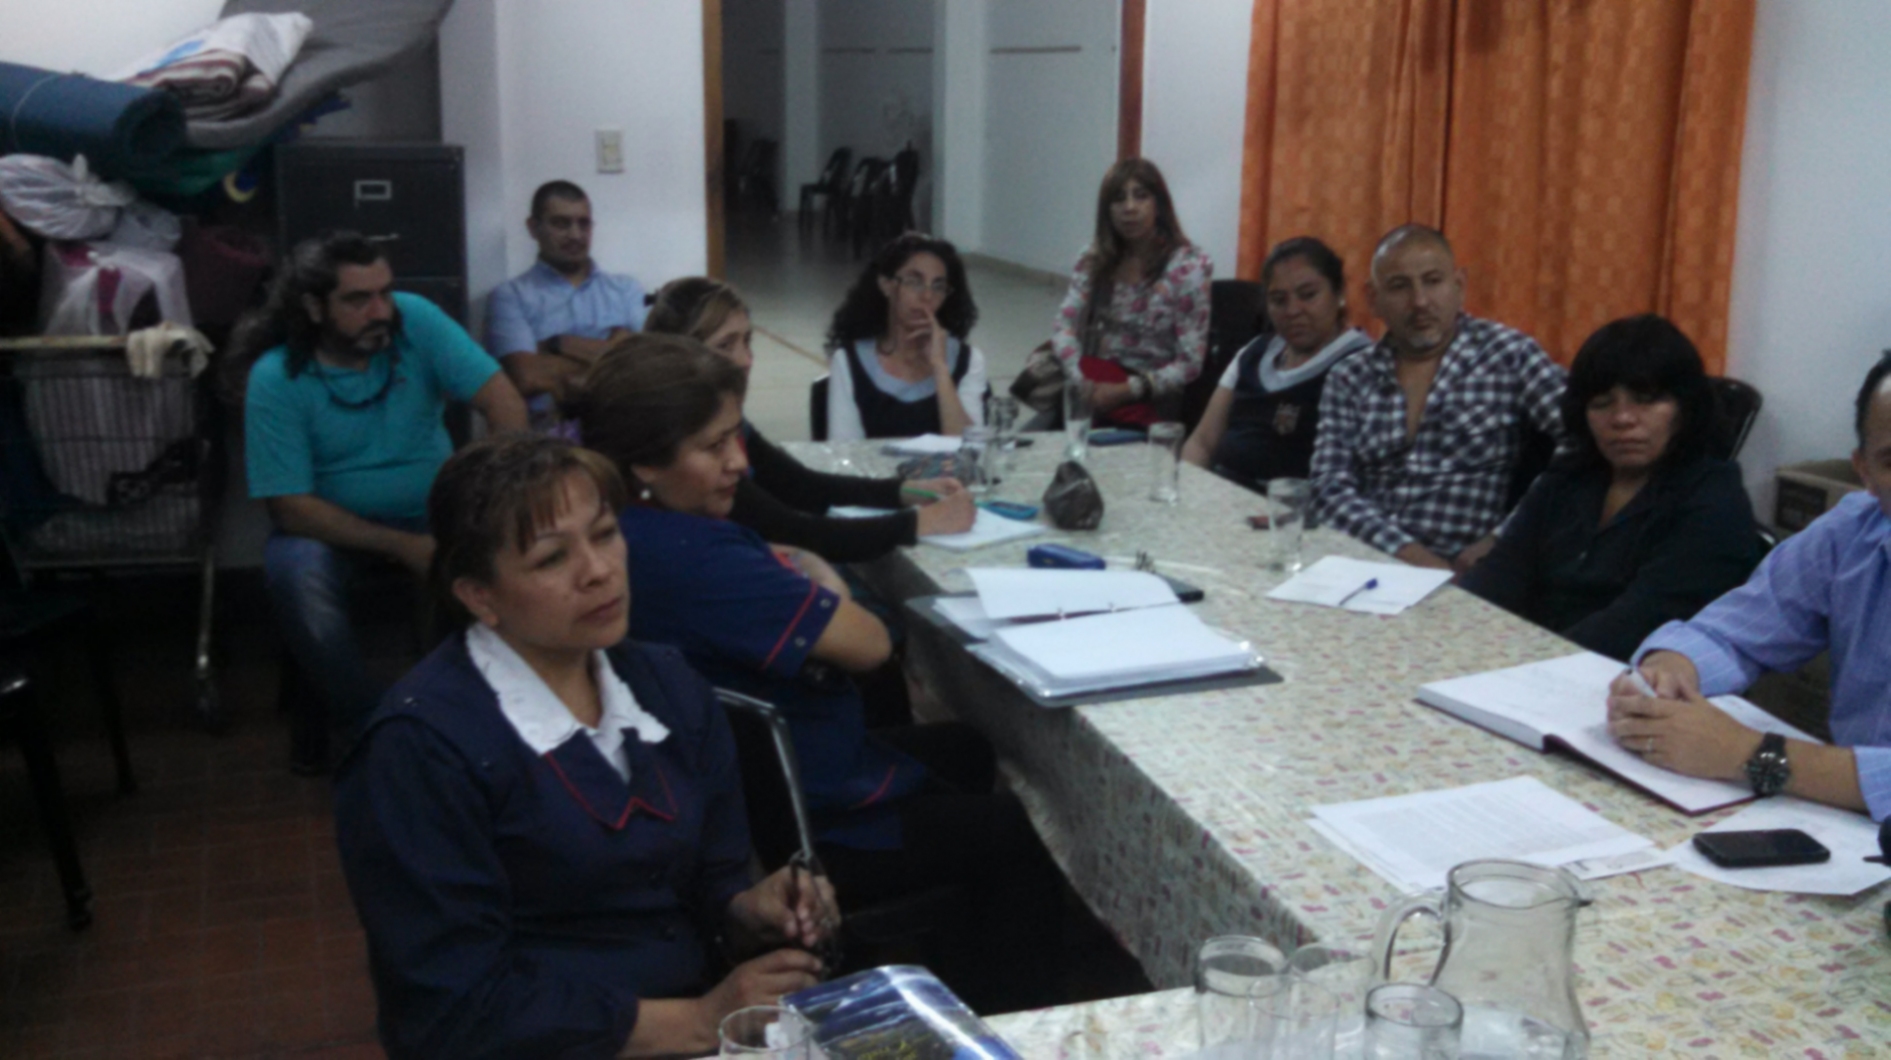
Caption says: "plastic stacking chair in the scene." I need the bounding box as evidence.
[1708,377,1763,462]
[713,688,965,958]
[799,148,852,239]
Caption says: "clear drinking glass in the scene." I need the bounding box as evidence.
[986,395,1020,480]
[1266,478,1312,573]
[1364,984,1462,1060]
[1063,378,1092,462]
[1147,421,1185,504]
[1254,978,1338,1060]
[1195,935,1288,1059]
[959,426,996,496]
[1288,944,1376,1059]
[719,1005,814,1060]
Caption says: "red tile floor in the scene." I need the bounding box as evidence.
[0,573,385,1058]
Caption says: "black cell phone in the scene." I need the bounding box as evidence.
[1158,574,1206,603]
[1691,828,1831,869]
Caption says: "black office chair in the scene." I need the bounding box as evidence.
[799,148,852,239]
[1181,280,1269,432]
[1708,377,1763,462]
[713,689,965,959]
[834,157,888,252]
[809,374,831,442]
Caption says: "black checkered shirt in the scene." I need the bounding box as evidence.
[1309,315,1567,557]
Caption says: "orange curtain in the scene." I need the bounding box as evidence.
[1235,0,1754,372]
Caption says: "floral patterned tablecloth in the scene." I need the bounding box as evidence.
[788,438,1891,1058]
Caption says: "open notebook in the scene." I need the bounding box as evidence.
[970,605,1261,699]
[1417,652,1822,814]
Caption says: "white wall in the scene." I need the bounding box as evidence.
[1140,0,1251,279]
[0,0,223,75]
[1724,0,1891,513]
[442,0,708,314]
[782,0,823,204]
[724,0,786,205]
[978,1,1119,275]
[933,0,987,250]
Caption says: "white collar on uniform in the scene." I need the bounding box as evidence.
[465,624,670,757]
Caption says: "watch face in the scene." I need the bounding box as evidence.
[1746,737,1792,796]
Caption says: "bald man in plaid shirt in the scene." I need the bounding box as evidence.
[1309,225,1567,570]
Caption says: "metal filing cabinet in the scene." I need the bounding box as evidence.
[275,142,468,325]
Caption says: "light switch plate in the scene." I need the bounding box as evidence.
[596,129,625,174]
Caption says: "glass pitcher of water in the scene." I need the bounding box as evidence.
[1371,860,1591,1059]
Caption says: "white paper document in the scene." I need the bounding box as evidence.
[827,507,1046,552]
[1668,798,1891,896]
[1265,556,1454,615]
[966,568,1178,621]
[931,596,1004,640]
[970,604,1259,698]
[879,434,964,456]
[1417,652,1822,814]
[1308,776,1658,893]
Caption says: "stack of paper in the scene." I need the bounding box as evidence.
[879,434,964,456]
[1308,776,1664,893]
[970,605,1259,698]
[932,569,1180,640]
[1668,798,1891,896]
[828,507,1047,552]
[1417,652,1822,813]
[1265,556,1453,615]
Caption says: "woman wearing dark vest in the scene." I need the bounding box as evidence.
[824,233,989,440]
[334,435,828,1058]
[1460,315,1762,661]
[1183,237,1372,490]
[573,334,1066,1014]
[645,276,974,561]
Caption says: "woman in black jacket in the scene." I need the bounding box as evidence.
[1460,314,1762,661]
[643,277,974,562]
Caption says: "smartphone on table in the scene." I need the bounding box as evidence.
[1691,828,1831,869]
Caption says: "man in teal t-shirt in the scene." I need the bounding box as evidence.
[243,233,527,760]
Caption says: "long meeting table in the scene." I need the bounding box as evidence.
[786,436,1891,1057]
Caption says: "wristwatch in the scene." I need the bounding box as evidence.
[1744,732,1791,797]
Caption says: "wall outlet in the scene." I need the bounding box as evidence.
[596,129,625,174]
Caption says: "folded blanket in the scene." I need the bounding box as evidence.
[116,13,313,121]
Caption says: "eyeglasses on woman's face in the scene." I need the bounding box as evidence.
[894,273,952,299]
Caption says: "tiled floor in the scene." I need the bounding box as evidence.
[0,221,1112,1059]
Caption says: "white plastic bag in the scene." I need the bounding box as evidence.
[39,241,194,336]
[0,154,136,241]
[108,200,183,251]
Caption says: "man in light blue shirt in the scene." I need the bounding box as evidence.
[1609,354,1891,821]
[485,180,648,430]
[243,233,528,757]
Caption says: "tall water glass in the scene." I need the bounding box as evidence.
[1195,936,1287,1060]
[719,1005,814,1060]
[987,395,1020,480]
[1266,478,1312,573]
[1254,978,1338,1060]
[1363,984,1462,1060]
[1063,378,1092,462]
[1147,421,1185,504]
[1288,945,1376,1059]
[959,426,996,496]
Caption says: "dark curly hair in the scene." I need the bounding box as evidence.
[824,233,978,351]
[1561,314,1716,476]
[224,232,392,400]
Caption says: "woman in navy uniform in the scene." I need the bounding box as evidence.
[335,435,828,1059]
[572,334,1066,1014]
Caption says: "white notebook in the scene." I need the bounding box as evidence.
[1266,555,1454,615]
[879,434,964,456]
[1417,652,1821,814]
[970,604,1259,698]
[828,507,1046,552]
[965,568,1178,621]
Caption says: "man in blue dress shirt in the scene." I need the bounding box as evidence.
[243,233,529,752]
[1610,354,1891,821]
[485,181,648,430]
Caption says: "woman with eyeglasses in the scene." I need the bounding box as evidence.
[644,277,975,562]
[823,233,988,440]
[1050,158,1210,428]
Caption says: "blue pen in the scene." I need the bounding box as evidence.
[1336,578,1379,608]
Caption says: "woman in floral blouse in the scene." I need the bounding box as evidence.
[1049,158,1212,428]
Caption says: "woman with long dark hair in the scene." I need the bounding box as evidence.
[823,233,987,439]
[1460,315,1762,660]
[1182,236,1372,487]
[645,277,973,561]
[1049,158,1211,427]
